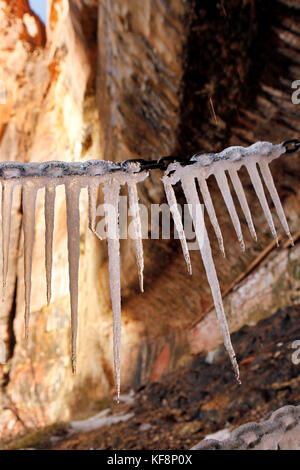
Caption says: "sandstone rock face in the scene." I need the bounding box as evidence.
[0,0,299,443]
[0,0,106,439]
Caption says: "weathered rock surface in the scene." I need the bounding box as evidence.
[0,0,299,444]
[13,304,298,450]
[192,405,300,450]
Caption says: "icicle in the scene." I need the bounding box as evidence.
[181,174,240,383]
[197,174,225,257]
[162,177,192,275]
[245,161,279,245]
[214,169,245,251]
[45,184,56,305]
[1,181,14,296]
[127,181,145,291]
[259,160,293,245]
[102,179,122,402]
[228,168,257,241]
[65,179,81,374]
[22,181,38,339]
[88,181,101,239]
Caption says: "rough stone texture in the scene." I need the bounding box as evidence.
[192,405,300,450]
[190,242,300,354]
[0,0,107,440]
[32,305,300,450]
[0,0,299,444]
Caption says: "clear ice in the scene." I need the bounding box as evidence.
[228,168,257,241]
[214,169,245,251]
[45,184,56,305]
[128,180,145,291]
[2,180,14,295]
[182,175,240,381]
[22,180,38,339]
[0,141,292,397]
[258,160,293,245]
[162,141,292,383]
[197,173,225,257]
[168,169,240,382]
[102,167,148,400]
[245,161,279,244]
[162,176,192,274]
[102,177,122,401]
[65,179,81,374]
[88,181,101,239]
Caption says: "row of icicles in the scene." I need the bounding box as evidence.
[0,141,294,401]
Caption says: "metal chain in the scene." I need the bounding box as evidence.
[0,140,298,179]
[123,138,300,172]
[282,138,300,154]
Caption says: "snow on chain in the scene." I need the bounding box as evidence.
[0,141,294,397]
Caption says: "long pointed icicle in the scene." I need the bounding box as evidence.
[65,179,81,374]
[45,184,56,305]
[22,181,38,339]
[88,181,101,239]
[181,174,240,383]
[102,179,122,402]
[215,169,245,251]
[259,160,293,245]
[2,181,14,296]
[162,177,192,275]
[197,174,225,257]
[246,161,279,245]
[228,168,257,241]
[128,181,145,291]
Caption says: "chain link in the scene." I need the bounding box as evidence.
[0,140,298,178]
[283,139,300,154]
